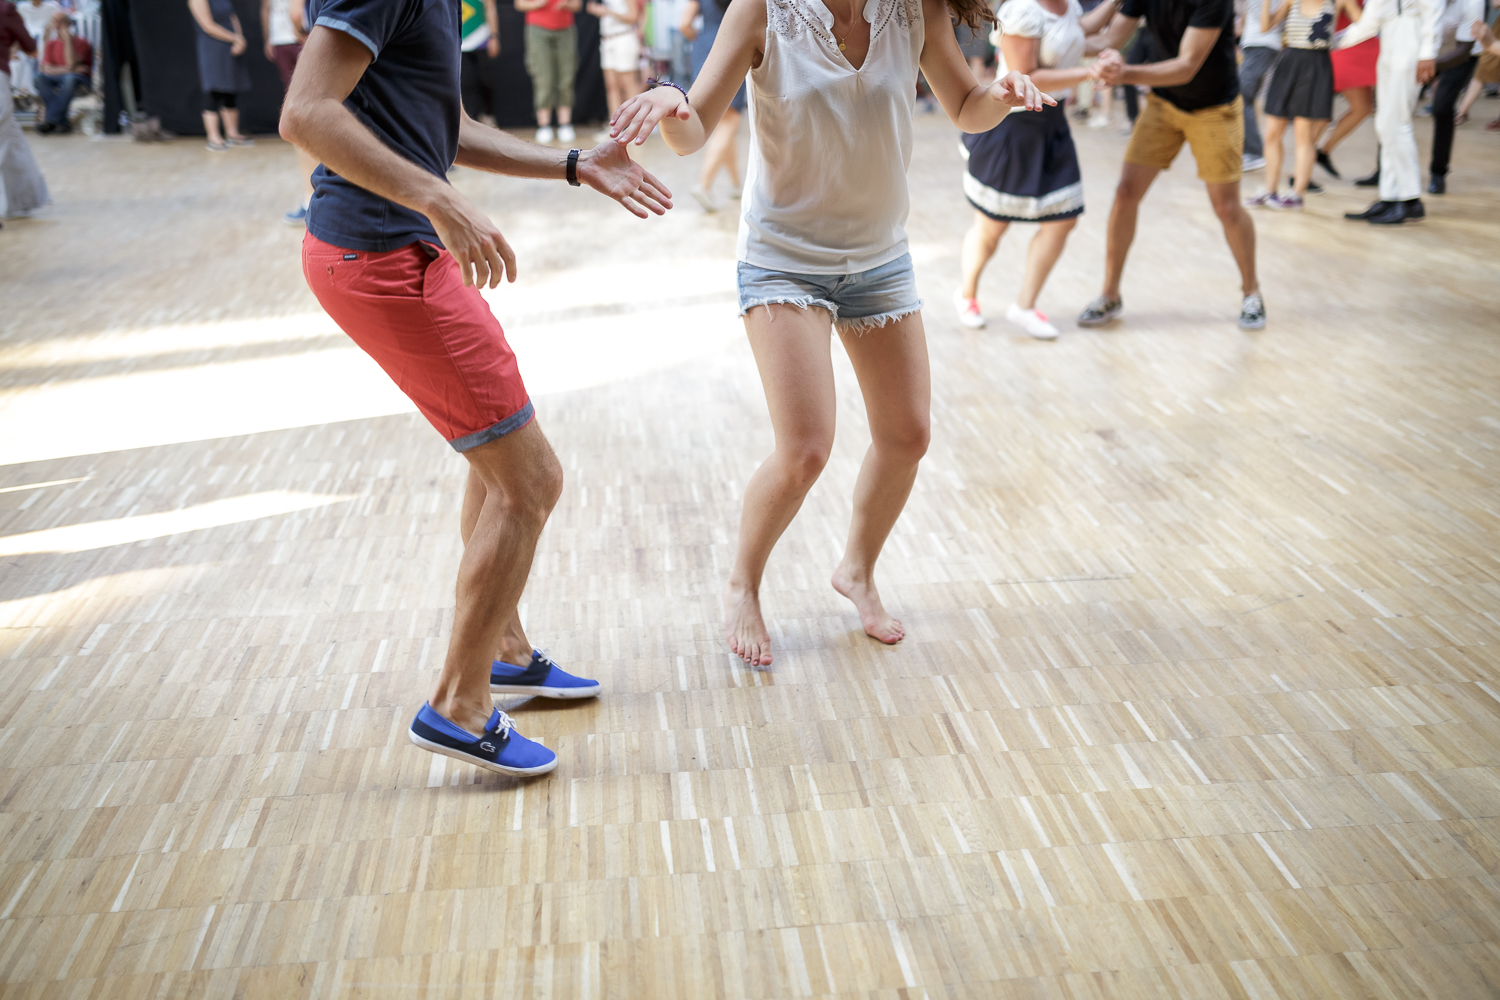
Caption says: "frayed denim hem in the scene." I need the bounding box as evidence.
[834,300,924,335]
[738,296,840,323]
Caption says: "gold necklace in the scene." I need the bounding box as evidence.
[838,0,854,50]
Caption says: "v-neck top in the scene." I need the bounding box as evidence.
[737,0,926,274]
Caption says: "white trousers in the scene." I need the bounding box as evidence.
[0,71,51,218]
[1376,16,1422,202]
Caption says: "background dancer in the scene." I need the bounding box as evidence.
[1318,0,1377,179]
[1082,0,1266,329]
[1239,0,1283,171]
[280,0,673,773]
[1245,0,1360,209]
[956,0,1120,337]
[1336,0,1441,224]
[589,0,642,137]
[190,0,254,151]
[0,0,48,221]
[262,0,316,223]
[609,0,1050,664]
[1425,0,1483,194]
[680,0,745,210]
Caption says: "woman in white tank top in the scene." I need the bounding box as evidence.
[609,0,1049,667]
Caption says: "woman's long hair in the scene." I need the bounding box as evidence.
[948,0,996,31]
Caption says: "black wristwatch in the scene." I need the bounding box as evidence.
[566,148,582,187]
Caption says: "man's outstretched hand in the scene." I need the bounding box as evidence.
[578,139,675,218]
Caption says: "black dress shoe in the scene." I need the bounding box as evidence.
[1368,199,1423,225]
[1316,149,1340,178]
[34,122,54,134]
[1428,174,1446,194]
[1354,170,1380,187]
[1345,200,1390,220]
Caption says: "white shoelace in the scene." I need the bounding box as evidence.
[491,710,516,737]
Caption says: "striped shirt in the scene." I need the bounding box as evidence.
[1284,0,1336,47]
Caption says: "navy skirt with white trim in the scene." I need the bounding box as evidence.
[962,100,1084,223]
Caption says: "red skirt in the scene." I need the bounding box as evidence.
[1332,37,1379,91]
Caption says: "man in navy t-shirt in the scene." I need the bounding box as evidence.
[1075,0,1265,331]
[280,2,673,777]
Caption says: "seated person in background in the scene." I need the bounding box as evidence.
[34,10,89,133]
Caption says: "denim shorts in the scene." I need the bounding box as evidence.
[736,253,924,333]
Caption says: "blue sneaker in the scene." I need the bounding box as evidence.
[408,703,558,776]
[491,649,601,699]
[282,205,307,227]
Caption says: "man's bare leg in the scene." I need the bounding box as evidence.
[1206,179,1259,294]
[459,466,538,668]
[432,420,563,734]
[1101,161,1161,301]
[724,304,838,666]
[831,311,931,644]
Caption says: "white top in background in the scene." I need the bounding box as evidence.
[600,0,636,37]
[268,0,299,46]
[992,0,1087,99]
[738,0,925,274]
[1240,0,1284,49]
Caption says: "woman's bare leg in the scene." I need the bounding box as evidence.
[1456,77,1482,120]
[222,107,245,141]
[725,304,839,666]
[831,310,931,644]
[960,213,1008,299]
[1014,217,1078,310]
[202,111,224,145]
[1262,114,1288,194]
[1291,117,1325,195]
[1320,86,1373,155]
[699,106,743,192]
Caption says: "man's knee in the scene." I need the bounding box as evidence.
[1208,189,1246,224]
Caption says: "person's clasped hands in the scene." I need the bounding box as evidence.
[1090,48,1125,85]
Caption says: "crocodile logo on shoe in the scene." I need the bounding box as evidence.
[480,742,497,753]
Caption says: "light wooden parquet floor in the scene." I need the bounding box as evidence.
[2,103,1500,999]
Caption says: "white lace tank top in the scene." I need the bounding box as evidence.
[737,0,926,274]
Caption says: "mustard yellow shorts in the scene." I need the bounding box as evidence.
[1126,94,1245,184]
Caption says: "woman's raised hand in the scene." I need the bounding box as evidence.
[990,70,1056,112]
[609,87,692,146]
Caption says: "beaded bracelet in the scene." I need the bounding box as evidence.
[645,78,690,105]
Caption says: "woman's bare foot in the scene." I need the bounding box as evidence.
[832,564,905,644]
[724,581,773,665]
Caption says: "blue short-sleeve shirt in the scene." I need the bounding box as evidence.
[304,0,460,251]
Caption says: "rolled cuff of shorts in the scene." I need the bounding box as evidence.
[448,399,536,452]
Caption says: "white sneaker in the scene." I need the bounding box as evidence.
[1087,115,1110,129]
[1242,154,1267,171]
[535,125,555,144]
[556,123,575,143]
[1006,303,1060,340]
[954,290,986,329]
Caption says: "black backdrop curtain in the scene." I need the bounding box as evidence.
[130,0,607,135]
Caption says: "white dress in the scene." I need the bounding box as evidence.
[738,0,925,274]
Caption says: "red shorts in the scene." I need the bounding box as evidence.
[302,232,533,451]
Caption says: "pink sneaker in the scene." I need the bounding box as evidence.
[1269,193,1305,211]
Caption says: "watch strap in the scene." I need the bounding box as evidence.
[566,148,581,187]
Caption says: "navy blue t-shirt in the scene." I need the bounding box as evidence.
[305,0,460,251]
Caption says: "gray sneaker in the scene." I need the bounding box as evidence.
[1239,292,1267,330]
[1077,295,1123,328]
